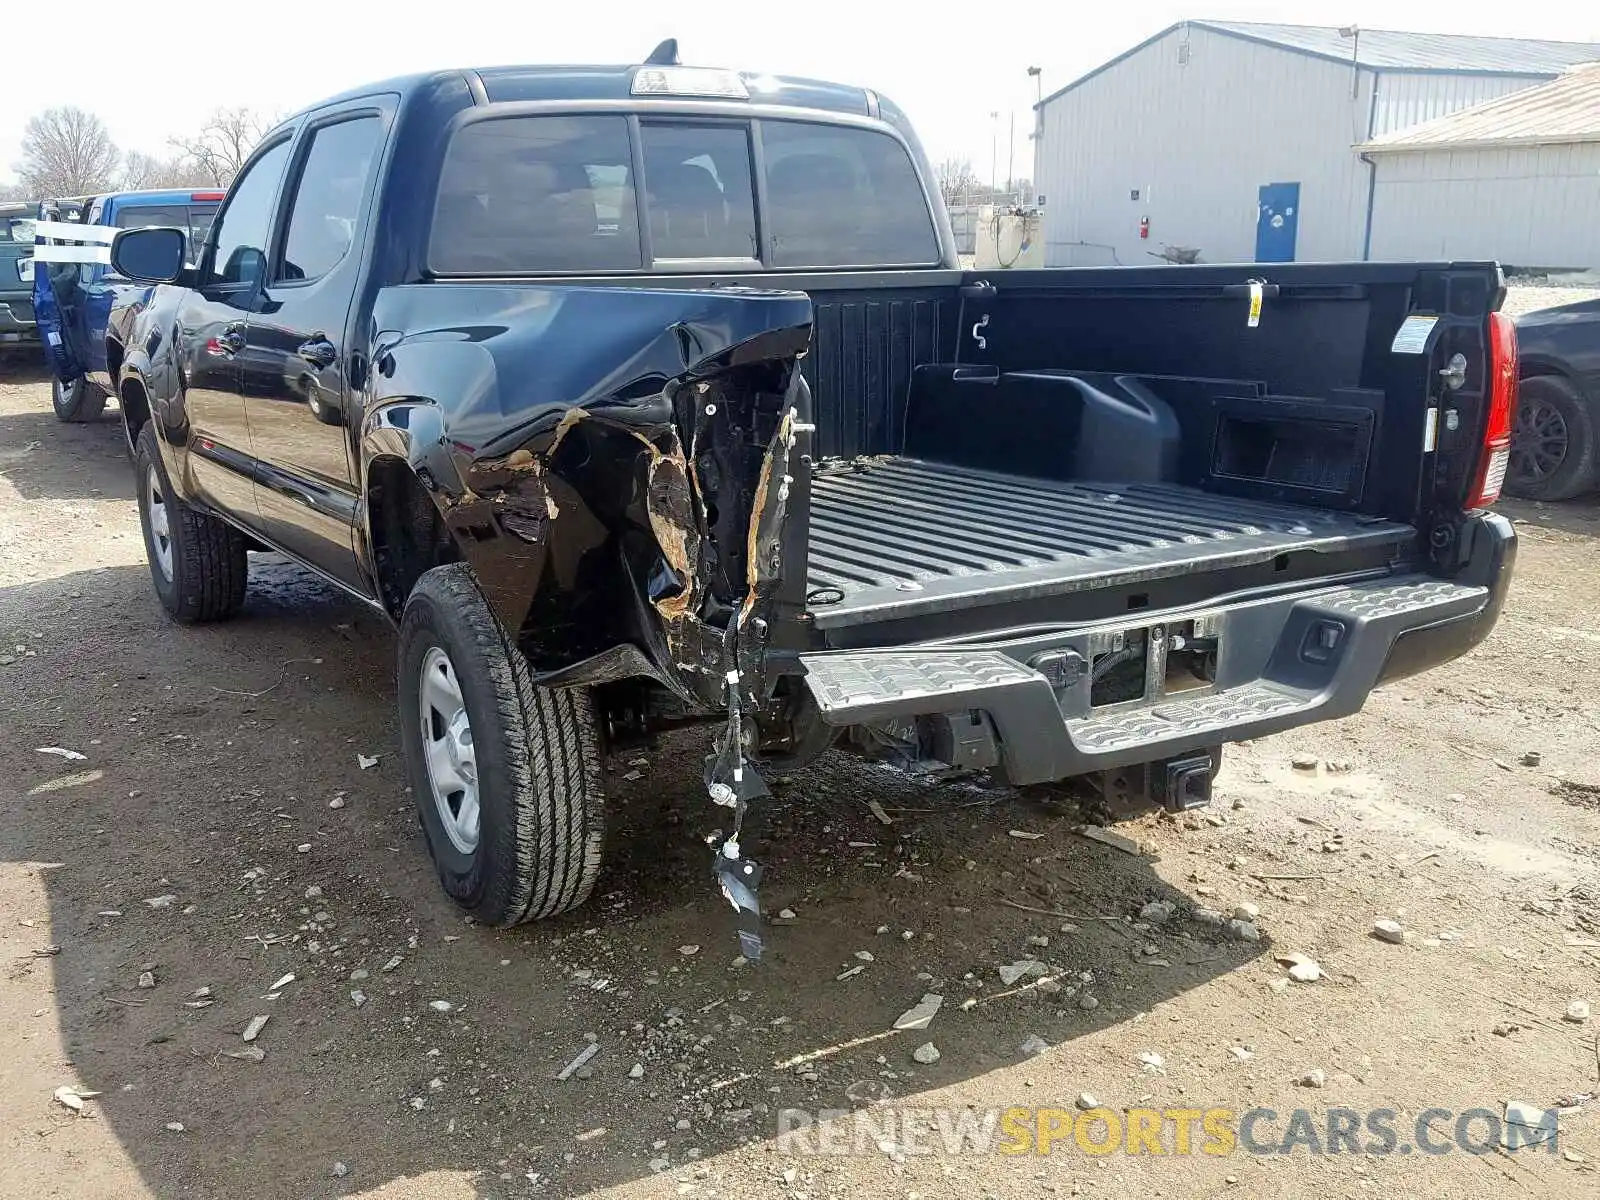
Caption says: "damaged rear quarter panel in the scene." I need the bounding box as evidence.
[362,282,813,709]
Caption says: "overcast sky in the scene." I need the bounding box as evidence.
[8,0,1598,189]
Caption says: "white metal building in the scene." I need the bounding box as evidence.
[1363,64,1600,269]
[1033,21,1600,267]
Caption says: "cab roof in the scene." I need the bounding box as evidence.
[300,63,876,122]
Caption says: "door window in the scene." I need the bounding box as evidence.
[278,116,384,283]
[207,139,291,289]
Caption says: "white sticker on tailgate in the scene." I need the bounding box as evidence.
[1391,314,1439,354]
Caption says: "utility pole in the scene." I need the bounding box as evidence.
[988,111,999,197]
[1007,111,1015,203]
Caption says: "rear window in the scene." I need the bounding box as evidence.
[116,203,219,250]
[761,122,937,267]
[431,115,642,274]
[0,216,34,243]
[428,113,937,274]
[639,123,758,261]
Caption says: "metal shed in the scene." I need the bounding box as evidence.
[1362,65,1600,270]
[1033,20,1600,267]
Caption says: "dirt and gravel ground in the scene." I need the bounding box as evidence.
[2,300,1599,1199]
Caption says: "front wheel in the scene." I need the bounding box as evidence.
[1507,375,1598,501]
[398,563,605,926]
[133,423,248,622]
[51,376,107,423]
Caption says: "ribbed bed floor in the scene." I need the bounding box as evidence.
[805,457,1413,628]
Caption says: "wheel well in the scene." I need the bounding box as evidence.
[368,456,459,617]
[1519,362,1599,413]
[1520,360,1568,381]
[119,377,150,449]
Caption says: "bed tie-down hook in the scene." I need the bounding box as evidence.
[960,278,997,351]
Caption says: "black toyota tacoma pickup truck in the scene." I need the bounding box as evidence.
[103,44,1517,954]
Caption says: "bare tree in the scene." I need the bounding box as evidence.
[934,156,981,208]
[169,107,272,187]
[121,150,212,191]
[15,107,120,197]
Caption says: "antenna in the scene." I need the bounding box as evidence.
[645,38,679,66]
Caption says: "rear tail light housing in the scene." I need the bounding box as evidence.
[1469,311,1518,508]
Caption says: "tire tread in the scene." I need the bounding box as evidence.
[134,424,247,623]
[53,377,108,423]
[402,564,603,926]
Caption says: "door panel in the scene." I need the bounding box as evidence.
[30,217,96,380]
[243,108,388,591]
[1255,182,1300,263]
[31,258,87,381]
[178,138,294,521]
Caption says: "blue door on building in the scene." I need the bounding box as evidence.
[1255,182,1300,262]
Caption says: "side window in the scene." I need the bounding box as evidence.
[115,205,189,231]
[278,116,383,283]
[430,115,641,274]
[188,206,218,258]
[760,121,938,267]
[639,123,757,261]
[208,139,291,288]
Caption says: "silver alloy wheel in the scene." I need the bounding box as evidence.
[419,645,479,854]
[146,466,174,581]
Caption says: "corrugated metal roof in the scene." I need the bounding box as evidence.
[1197,21,1600,74]
[1039,21,1600,109]
[1363,63,1600,151]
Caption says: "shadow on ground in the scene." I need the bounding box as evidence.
[0,405,132,502]
[1498,494,1600,538]
[0,352,52,385]
[0,558,1264,1199]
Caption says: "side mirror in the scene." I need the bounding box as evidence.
[110,227,187,284]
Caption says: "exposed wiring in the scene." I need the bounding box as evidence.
[1091,645,1140,682]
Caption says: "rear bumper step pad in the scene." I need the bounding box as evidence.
[800,575,1488,785]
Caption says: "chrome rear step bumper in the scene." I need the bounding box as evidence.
[799,574,1493,785]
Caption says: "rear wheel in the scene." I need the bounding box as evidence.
[398,563,605,926]
[1508,375,1598,501]
[133,423,248,622]
[51,376,107,423]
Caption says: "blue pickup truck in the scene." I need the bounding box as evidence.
[32,188,221,420]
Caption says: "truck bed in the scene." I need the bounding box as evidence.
[805,457,1415,630]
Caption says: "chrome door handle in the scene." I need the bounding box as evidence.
[297,336,337,370]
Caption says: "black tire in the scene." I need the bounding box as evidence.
[1507,375,1598,501]
[51,375,107,423]
[398,563,604,926]
[133,422,248,622]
